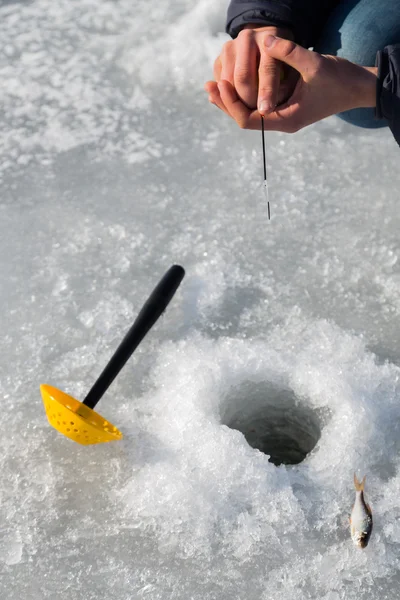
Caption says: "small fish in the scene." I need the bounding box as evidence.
[350,473,373,548]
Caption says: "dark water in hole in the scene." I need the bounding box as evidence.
[221,381,327,465]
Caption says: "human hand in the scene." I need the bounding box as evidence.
[206,36,377,133]
[206,25,297,114]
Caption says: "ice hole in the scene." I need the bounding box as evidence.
[221,381,323,466]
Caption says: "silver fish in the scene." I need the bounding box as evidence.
[350,473,373,548]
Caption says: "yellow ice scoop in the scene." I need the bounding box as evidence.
[41,265,185,445]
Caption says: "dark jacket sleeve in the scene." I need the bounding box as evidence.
[376,45,400,146]
[226,0,338,48]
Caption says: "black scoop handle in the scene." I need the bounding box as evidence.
[83,264,185,409]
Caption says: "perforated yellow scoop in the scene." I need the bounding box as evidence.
[41,384,123,445]
[41,265,185,445]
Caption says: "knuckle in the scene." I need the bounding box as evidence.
[238,28,253,42]
[258,85,274,96]
[235,66,251,85]
[221,40,234,57]
[258,59,279,80]
[259,65,277,79]
[278,39,298,60]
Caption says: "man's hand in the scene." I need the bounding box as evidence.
[206,25,297,114]
[205,36,377,133]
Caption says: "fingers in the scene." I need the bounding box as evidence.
[216,79,301,132]
[205,80,231,118]
[220,40,236,83]
[234,29,258,109]
[257,51,281,115]
[217,80,261,130]
[204,81,216,94]
[263,36,321,77]
[213,57,222,81]
[276,67,300,106]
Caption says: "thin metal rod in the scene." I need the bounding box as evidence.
[261,115,271,220]
[261,115,267,181]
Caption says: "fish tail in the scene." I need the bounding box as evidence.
[354,472,366,491]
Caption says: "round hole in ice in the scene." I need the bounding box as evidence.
[221,381,323,466]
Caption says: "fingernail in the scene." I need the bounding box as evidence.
[259,100,272,114]
[265,35,276,48]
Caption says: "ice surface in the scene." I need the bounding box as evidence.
[2,1,400,599]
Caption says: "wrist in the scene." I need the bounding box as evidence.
[354,66,378,108]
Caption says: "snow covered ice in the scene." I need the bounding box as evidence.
[2,1,400,599]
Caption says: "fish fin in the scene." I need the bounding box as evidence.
[366,502,372,516]
[354,473,366,491]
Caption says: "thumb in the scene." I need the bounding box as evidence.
[263,35,319,76]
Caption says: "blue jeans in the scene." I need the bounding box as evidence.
[314,0,400,128]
